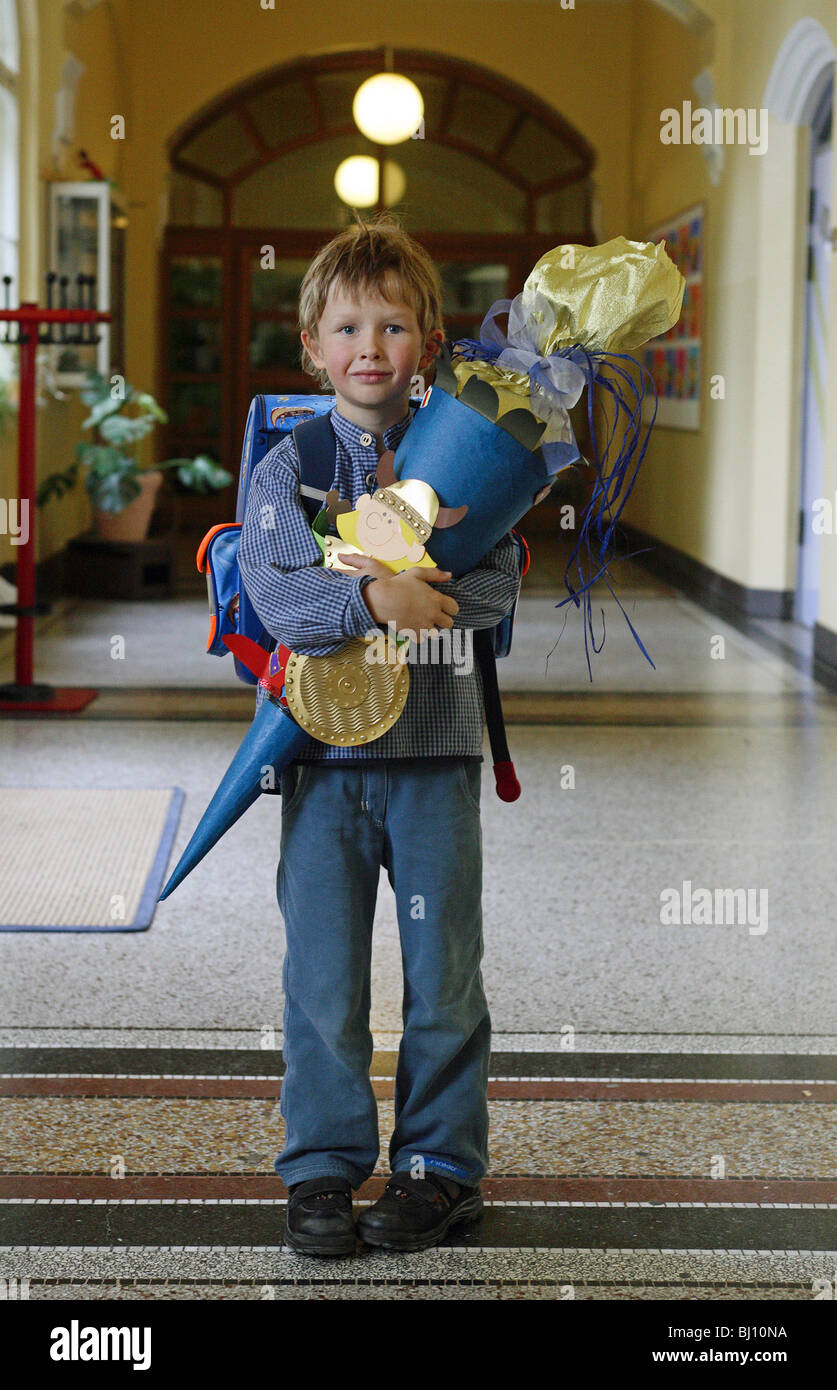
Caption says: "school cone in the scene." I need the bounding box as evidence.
[158,636,311,901]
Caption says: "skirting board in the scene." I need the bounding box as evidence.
[618,522,837,692]
[617,522,794,620]
[813,622,837,691]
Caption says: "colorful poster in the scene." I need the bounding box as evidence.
[643,204,703,429]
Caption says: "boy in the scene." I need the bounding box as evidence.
[237,214,521,1256]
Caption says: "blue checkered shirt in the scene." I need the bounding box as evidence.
[237,405,521,766]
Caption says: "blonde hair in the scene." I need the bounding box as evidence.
[298,211,444,388]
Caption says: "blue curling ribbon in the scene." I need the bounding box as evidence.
[451,299,661,680]
[553,344,659,681]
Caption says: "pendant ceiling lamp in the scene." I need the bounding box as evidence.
[334,155,406,209]
[352,71,424,144]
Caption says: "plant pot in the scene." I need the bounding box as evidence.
[94,470,164,542]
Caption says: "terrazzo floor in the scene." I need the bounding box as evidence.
[1,554,836,1300]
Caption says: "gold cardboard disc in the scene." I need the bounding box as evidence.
[283,637,409,746]
[325,660,370,709]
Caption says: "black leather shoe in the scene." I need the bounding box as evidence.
[356,1171,483,1251]
[285,1176,356,1257]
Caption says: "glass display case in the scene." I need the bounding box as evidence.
[47,180,125,385]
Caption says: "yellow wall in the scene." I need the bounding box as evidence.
[627,0,837,632]
[109,0,635,394]
[3,0,635,569]
[0,0,126,569]
[3,0,836,643]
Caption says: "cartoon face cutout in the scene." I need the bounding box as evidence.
[339,494,427,565]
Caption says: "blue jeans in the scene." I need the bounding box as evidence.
[274,759,490,1190]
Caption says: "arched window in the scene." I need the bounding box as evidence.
[169,50,594,236]
[162,49,595,472]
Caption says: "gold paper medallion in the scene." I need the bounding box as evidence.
[283,637,409,746]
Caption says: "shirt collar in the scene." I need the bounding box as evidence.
[330,404,414,456]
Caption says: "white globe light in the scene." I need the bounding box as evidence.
[334,156,378,208]
[352,73,424,144]
[334,156,406,208]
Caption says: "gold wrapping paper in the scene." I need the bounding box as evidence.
[450,357,534,419]
[522,236,685,355]
[448,237,685,419]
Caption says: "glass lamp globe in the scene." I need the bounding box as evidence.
[334,156,406,208]
[352,73,424,144]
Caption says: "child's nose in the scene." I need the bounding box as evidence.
[358,332,385,357]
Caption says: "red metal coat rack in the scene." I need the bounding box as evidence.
[0,272,110,713]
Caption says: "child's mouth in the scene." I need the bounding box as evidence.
[352,372,390,381]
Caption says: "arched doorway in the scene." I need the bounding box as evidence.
[795,76,832,627]
[754,19,836,637]
[159,48,596,477]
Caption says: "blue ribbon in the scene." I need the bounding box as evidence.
[451,294,661,679]
[454,292,586,477]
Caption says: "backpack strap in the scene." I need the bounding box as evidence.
[473,628,521,802]
[292,412,338,522]
[256,413,337,679]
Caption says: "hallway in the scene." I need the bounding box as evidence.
[1,562,835,1299]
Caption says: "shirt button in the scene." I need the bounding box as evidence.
[359,431,374,447]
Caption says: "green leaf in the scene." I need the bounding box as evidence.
[163,454,233,494]
[81,395,124,432]
[86,446,130,479]
[98,412,155,445]
[131,390,167,423]
[86,457,141,512]
[78,371,110,409]
[36,472,77,506]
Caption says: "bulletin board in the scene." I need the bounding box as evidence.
[642,203,704,430]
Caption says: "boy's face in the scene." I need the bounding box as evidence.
[301,279,442,430]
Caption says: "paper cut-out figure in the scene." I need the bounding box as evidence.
[312,452,468,575]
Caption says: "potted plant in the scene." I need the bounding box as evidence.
[37,370,233,542]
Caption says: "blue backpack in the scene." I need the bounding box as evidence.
[197,394,529,795]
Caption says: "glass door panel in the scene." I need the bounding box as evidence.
[438,261,509,346]
[164,249,227,465]
[250,257,308,312]
[440,261,509,313]
[168,381,222,435]
[249,321,302,371]
[169,256,223,308]
[168,318,222,374]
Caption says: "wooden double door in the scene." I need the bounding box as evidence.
[161,226,560,501]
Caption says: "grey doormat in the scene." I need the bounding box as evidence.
[0,788,185,931]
